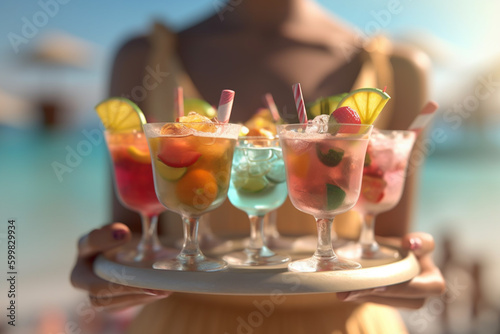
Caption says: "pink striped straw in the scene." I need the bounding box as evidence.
[174,86,184,119]
[217,89,235,123]
[292,83,307,123]
[264,93,281,122]
[408,101,439,135]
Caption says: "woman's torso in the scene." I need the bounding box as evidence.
[126,19,405,334]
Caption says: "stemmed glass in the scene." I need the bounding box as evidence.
[336,129,416,260]
[143,122,240,271]
[104,131,174,266]
[262,209,331,253]
[223,136,290,267]
[278,123,372,272]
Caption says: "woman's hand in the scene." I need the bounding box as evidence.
[337,232,446,309]
[70,223,171,311]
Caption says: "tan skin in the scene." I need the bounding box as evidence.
[72,0,445,312]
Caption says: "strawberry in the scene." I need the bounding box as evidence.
[328,106,361,134]
[363,165,383,178]
[157,140,201,168]
[363,149,383,177]
[361,175,386,203]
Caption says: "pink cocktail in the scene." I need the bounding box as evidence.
[279,123,372,272]
[336,129,416,260]
[109,136,164,216]
[105,131,172,265]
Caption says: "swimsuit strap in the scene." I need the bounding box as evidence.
[147,24,396,128]
[145,22,201,122]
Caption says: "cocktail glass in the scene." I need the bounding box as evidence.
[223,137,290,267]
[278,122,372,272]
[104,131,174,266]
[336,129,416,260]
[143,122,240,271]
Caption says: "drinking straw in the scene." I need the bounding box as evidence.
[408,101,439,135]
[174,86,184,119]
[217,89,235,123]
[264,93,281,122]
[292,83,307,123]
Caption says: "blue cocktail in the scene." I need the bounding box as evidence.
[223,136,290,267]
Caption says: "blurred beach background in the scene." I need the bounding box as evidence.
[1,0,500,333]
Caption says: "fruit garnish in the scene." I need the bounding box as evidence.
[316,144,344,167]
[161,112,216,134]
[183,98,217,119]
[287,151,310,178]
[328,106,361,134]
[233,175,269,192]
[127,145,151,164]
[364,152,372,167]
[306,93,348,118]
[178,112,216,133]
[177,111,212,123]
[239,125,250,137]
[157,141,201,168]
[326,183,346,210]
[246,128,275,138]
[361,175,386,203]
[176,169,218,209]
[244,108,277,135]
[95,97,146,133]
[363,151,383,177]
[160,123,193,135]
[337,88,390,125]
[155,159,187,181]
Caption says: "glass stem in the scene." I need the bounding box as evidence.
[137,214,161,261]
[314,218,336,259]
[248,215,265,251]
[264,210,280,239]
[359,213,379,254]
[181,216,203,259]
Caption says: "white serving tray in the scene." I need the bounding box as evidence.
[94,247,419,295]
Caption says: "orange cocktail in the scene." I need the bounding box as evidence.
[144,120,240,271]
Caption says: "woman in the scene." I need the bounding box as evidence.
[71,0,445,332]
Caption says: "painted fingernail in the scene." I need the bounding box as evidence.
[409,237,422,250]
[113,230,127,241]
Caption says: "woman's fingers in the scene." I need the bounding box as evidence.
[71,257,148,296]
[401,232,435,257]
[71,223,172,310]
[72,222,142,295]
[337,266,446,302]
[78,223,131,259]
[337,232,446,309]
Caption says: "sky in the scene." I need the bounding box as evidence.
[1,0,498,57]
[1,0,500,125]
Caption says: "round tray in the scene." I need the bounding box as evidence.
[94,248,419,295]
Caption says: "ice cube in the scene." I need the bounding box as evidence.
[246,148,273,162]
[287,139,311,155]
[307,115,330,133]
[160,123,194,136]
[370,148,394,171]
[248,162,272,177]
